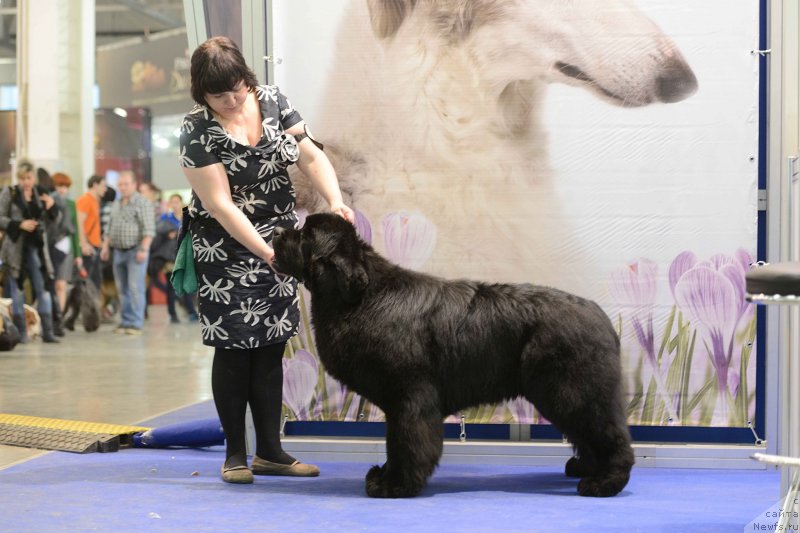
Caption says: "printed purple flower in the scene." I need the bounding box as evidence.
[668,251,697,301]
[382,211,437,270]
[507,398,535,424]
[608,258,658,313]
[609,258,677,422]
[728,369,740,399]
[608,258,659,365]
[293,348,319,375]
[282,358,318,419]
[674,266,738,394]
[323,371,349,418]
[353,208,373,245]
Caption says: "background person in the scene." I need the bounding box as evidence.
[0,159,61,343]
[52,172,83,312]
[38,170,74,337]
[149,193,197,323]
[100,170,154,335]
[76,175,107,293]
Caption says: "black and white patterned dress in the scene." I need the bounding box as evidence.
[178,85,302,349]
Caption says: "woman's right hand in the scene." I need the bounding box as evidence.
[263,246,280,272]
[19,219,38,232]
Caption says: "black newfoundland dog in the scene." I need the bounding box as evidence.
[273,214,634,498]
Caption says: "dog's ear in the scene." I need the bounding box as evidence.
[306,254,367,304]
[330,254,368,304]
[367,0,417,39]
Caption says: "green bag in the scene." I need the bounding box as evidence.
[170,232,197,297]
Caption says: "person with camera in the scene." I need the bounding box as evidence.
[0,159,62,343]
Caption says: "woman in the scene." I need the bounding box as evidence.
[179,36,354,484]
[0,159,61,343]
[52,172,83,313]
[150,193,198,324]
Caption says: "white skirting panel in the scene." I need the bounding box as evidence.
[281,438,771,471]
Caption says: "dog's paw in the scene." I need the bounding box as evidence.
[577,473,629,497]
[565,456,594,478]
[364,465,421,498]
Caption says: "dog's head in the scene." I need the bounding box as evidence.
[273,214,369,304]
[366,0,697,109]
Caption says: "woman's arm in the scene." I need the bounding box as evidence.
[287,122,354,223]
[182,162,276,266]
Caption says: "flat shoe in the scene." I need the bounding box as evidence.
[251,456,320,477]
[221,464,254,484]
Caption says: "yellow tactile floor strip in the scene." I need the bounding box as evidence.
[0,414,149,435]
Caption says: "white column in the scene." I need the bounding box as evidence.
[60,0,96,189]
[16,0,60,172]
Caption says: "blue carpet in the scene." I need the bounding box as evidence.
[0,404,782,532]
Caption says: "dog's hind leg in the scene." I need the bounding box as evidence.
[571,422,634,497]
[564,446,597,478]
[366,387,443,498]
[525,356,634,497]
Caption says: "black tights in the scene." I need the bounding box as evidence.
[212,342,295,468]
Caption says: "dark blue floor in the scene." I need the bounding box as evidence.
[0,403,782,532]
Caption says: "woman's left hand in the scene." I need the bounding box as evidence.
[330,203,355,224]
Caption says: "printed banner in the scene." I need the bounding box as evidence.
[274,0,760,427]
[96,29,193,116]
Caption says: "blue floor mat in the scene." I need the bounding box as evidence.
[0,442,781,533]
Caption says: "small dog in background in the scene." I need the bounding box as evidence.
[63,278,101,333]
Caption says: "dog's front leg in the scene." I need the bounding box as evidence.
[365,389,443,498]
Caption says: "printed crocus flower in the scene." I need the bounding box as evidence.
[608,259,658,363]
[668,251,698,302]
[609,258,677,422]
[323,371,350,419]
[292,348,319,375]
[353,208,373,245]
[291,348,320,419]
[609,258,658,316]
[282,356,319,419]
[673,252,752,422]
[507,398,536,424]
[382,211,437,270]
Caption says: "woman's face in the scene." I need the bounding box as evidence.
[169,195,183,214]
[205,81,249,118]
[55,185,69,197]
[18,170,35,192]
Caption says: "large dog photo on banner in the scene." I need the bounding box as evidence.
[281,0,759,428]
[292,0,697,286]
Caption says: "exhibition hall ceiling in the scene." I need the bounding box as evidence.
[0,0,186,58]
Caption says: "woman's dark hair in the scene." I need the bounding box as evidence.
[190,36,259,107]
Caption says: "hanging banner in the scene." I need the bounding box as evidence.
[96,29,193,116]
[274,0,760,428]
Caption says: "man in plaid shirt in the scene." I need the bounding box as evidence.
[100,171,155,335]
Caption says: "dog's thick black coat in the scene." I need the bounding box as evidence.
[273,214,634,498]
[63,278,100,333]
